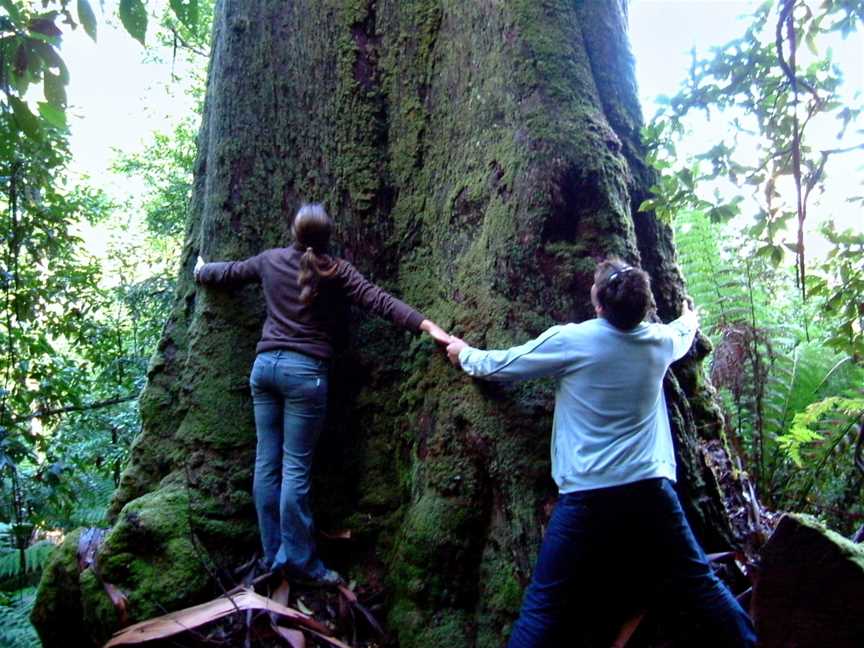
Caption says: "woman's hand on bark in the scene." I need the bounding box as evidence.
[420,319,452,345]
[194,255,205,281]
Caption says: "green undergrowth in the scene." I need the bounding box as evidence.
[0,587,39,648]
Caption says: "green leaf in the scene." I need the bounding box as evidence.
[28,13,63,40]
[9,95,41,140]
[43,70,66,107]
[770,244,784,265]
[55,53,69,84]
[119,0,147,46]
[169,0,199,30]
[38,101,66,128]
[12,42,29,81]
[31,41,66,76]
[638,199,657,212]
[0,0,23,24]
[707,203,738,223]
[23,30,61,45]
[805,28,821,56]
[679,168,695,190]
[77,0,98,42]
[755,244,773,259]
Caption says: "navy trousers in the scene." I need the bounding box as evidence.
[507,478,757,647]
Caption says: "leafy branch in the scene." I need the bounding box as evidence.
[9,393,138,425]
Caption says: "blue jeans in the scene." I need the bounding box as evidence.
[508,478,757,648]
[250,350,330,579]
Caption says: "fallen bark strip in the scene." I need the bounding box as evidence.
[103,589,345,647]
[273,626,306,648]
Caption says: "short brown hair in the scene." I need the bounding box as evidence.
[593,259,654,330]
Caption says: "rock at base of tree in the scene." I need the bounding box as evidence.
[752,513,864,648]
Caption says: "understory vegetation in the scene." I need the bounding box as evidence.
[645,0,864,532]
[1,1,209,645]
[0,0,861,645]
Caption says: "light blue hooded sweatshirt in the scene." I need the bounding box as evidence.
[458,310,698,493]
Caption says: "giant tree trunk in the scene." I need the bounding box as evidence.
[33,1,750,646]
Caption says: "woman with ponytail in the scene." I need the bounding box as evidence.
[195,203,449,585]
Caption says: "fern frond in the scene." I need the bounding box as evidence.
[0,586,39,647]
[0,541,56,580]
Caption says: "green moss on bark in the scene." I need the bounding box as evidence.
[31,529,87,647]
[79,569,120,645]
[97,485,212,623]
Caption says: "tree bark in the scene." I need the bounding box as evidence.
[32,1,752,646]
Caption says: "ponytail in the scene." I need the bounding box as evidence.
[293,202,338,305]
[298,245,337,305]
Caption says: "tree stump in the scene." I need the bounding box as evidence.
[753,513,864,648]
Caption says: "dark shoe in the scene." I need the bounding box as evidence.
[295,568,345,587]
[317,569,345,586]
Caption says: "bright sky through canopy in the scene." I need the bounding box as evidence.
[63,13,198,186]
[631,0,862,106]
[60,5,199,262]
[61,1,862,252]
[629,0,863,241]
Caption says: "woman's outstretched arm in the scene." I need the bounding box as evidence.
[194,253,263,286]
[336,261,449,344]
[420,319,451,345]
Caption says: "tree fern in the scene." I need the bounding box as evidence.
[676,210,863,529]
[678,212,787,488]
[0,540,55,582]
[780,377,864,516]
[23,469,115,532]
[764,346,862,504]
[65,475,114,528]
[675,209,746,332]
[780,394,863,465]
[0,587,40,648]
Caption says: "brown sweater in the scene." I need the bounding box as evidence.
[196,246,425,359]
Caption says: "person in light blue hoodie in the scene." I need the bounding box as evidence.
[446,258,756,648]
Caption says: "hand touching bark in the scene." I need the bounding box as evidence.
[420,320,452,345]
[682,298,699,326]
[193,255,205,281]
[446,337,468,367]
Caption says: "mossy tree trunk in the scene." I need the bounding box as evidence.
[33,1,750,646]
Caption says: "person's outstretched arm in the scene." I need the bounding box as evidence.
[336,261,450,344]
[446,326,577,381]
[419,319,451,345]
[666,299,699,361]
[194,254,263,286]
